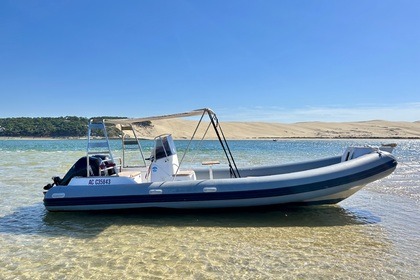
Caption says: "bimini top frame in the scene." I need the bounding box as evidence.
[103,108,241,178]
[103,108,215,125]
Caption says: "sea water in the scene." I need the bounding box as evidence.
[0,139,418,279]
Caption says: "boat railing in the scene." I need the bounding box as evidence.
[87,120,115,177]
[112,157,122,172]
[86,119,149,179]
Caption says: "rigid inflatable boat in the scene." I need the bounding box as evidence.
[43,108,397,211]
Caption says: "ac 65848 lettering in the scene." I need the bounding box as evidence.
[88,179,111,185]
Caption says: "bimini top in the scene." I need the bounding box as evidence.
[103,108,216,125]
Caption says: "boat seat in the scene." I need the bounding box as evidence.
[202,160,220,179]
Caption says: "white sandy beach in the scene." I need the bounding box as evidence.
[131,119,420,140]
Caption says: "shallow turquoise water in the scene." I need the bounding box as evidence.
[0,139,419,279]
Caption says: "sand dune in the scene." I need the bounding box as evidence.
[131,119,420,140]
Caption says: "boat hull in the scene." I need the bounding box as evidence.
[44,152,397,211]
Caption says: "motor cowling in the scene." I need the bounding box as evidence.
[44,156,106,190]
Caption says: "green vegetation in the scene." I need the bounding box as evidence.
[0,116,124,138]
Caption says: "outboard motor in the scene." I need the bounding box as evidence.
[149,134,179,182]
[44,156,104,190]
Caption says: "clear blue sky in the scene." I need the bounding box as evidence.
[1,0,419,122]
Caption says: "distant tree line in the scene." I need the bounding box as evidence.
[0,116,127,138]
